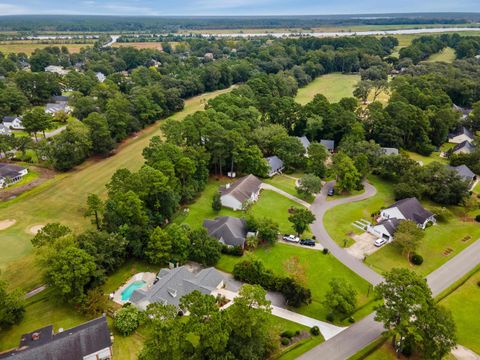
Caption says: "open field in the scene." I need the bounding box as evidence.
[425,47,457,63]
[217,243,375,323]
[113,42,164,50]
[0,41,93,54]
[295,73,360,105]
[0,87,234,290]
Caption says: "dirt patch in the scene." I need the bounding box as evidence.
[0,166,56,202]
[29,224,45,235]
[0,219,16,230]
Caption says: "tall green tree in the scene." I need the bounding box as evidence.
[332,152,362,193]
[0,280,25,331]
[394,220,424,260]
[84,193,104,230]
[145,227,172,265]
[288,208,316,236]
[323,278,357,316]
[22,107,52,140]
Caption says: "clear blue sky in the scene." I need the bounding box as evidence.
[1,0,479,16]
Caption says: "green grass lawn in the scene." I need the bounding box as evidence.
[217,243,375,323]
[440,269,480,354]
[323,176,395,247]
[473,182,480,194]
[0,87,234,290]
[402,150,448,166]
[295,73,360,105]
[264,174,298,197]
[425,47,456,63]
[2,168,39,190]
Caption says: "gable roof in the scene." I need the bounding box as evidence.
[51,95,69,103]
[0,163,25,178]
[203,216,247,247]
[266,156,284,173]
[130,266,223,308]
[0,124,11,135]
[320,139,335,151]
[385,197,433,225]
[448,164,476,182]
[448,127,474,141]
[220,174,262,204]
[452,140,476,154]
[2,116,21,123]
[45,103,67,112]
[0,316,111,360]
[297,136,310,151]
[376,218,400,235]
[381,147,399,155]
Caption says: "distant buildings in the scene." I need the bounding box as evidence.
[2,116,24,130]
[96,72,106,83]
[44,65,69,76]
[0,163,28,188]
[45,96,71,115]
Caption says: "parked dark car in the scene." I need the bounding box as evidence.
[300,239,315,246]
[327,187,335,196]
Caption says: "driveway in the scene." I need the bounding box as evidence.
[347,233,382,260]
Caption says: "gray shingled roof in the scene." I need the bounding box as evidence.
[449,126,474,141]
[320,139,335,151]
[45,103,67,112]
[452,140,476,154]
[130,266,223,309]
[381,147,399,155]
[51,95,69,103]
[266,156,284,173]
[386,197,433,225]
[0,316,111,360]
[377,218,400,235]
[220,174,262,204]
[448,164,476,182]
[203,216,247,247]
[297,136,310,151]
[0,163,26,178]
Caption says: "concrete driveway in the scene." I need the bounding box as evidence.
[346,233,382,260]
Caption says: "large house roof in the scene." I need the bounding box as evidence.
[385,197,433,225]
[2,116,21,123]
[297,136,310,151]
[448,164,476,182]
[51,95,69,103]
[452,140,476,154]
[266,156,284,173]
[203,216,247,247]
[0,316,111,360]
[220,174,262,204]
[377,218,400,235]
[381,147,399,155]
[449,126,474,141]
[320,139,335,151]
[0,163,26,179]
[130,266,223,308]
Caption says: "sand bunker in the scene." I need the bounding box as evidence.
[0,219,16,230]
[29,224,45,235]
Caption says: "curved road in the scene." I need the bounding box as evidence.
[298,180,480,360]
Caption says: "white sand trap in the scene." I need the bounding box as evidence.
[29,224,45,235]
[0,219,16,230]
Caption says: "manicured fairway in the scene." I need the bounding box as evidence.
[0,87,234,288]
[425,47,456,63]
[295,73,360,105]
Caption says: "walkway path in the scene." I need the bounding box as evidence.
[260,183,310,208]
[309,180,383,285]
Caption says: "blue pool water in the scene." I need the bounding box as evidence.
[121,280,146,301]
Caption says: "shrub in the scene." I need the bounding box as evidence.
[323,248,329,255]
[348,317,355,324]
[113,304,142,336]
[326,313,334,322]
[281,337,290,346]
[475,215,480,223]
[281,330,295,339]
[477,281,480,287]
[411,254,424,265]
[425,221,433,228]
[295,330,300,336]
[221,245,244,256]
[310,326,320,336]
[312,235,316,240]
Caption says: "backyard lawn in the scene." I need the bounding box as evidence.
[425,47,456,63]
[295,73,360,105]
[402,150,448,166]
[217,243,375,323]
[0,87,234,290]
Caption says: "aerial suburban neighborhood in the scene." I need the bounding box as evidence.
[0,5,480,360]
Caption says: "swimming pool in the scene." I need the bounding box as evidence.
[121,280,146,301]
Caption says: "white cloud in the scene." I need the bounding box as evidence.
[0,3,28,14]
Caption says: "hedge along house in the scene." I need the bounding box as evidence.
[368,197,435,242]
[220,174,262,211]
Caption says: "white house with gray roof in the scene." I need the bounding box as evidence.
[320,139,335,153]
[451,140,476,155]
[448,164,476,188]
[381,147,399,156]
[129,266,224,310]
[448,127,474,144]
[2,116,24,130]
[204,216,248,248]
[265,156,284,177]
[220,174,262,210]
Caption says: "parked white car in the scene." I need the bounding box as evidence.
[374,238,388,247]
[283,234,300,243]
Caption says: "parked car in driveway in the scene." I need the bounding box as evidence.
[374,238,388,247]
[327,187,335,196]
[300,239,315,246]
[283,234,300,243]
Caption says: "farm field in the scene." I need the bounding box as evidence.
[0,86,234,290]
[0,41,93,54]
[425,47,456,63]
[217,243,375,323]
[295,73,360,105]
[112,42,164,50]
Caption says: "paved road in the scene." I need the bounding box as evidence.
[310,180,383,285]
[298,238,480,360]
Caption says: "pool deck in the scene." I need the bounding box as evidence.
[112,272,156,306]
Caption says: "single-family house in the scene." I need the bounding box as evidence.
[368,197,435,242]
[0,315,112,360]
[2,116,24,130]
[448,164,477,187]
[265,156,284,177]
[44,65,69,76]
[0,124,12,136]
[448,127,475,144]
[219,174,262,210]
[297,136,311,152]
[381,147,399,156]
[0,163,28,188]
[320,139,335,153]
[96,72,106,83]
[45,102,70,115]
[204,216,248,248]
[130,266,224,310]
[451,140,476,155]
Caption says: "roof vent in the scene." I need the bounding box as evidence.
[31,332,40,341]
[167,288,177,298]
